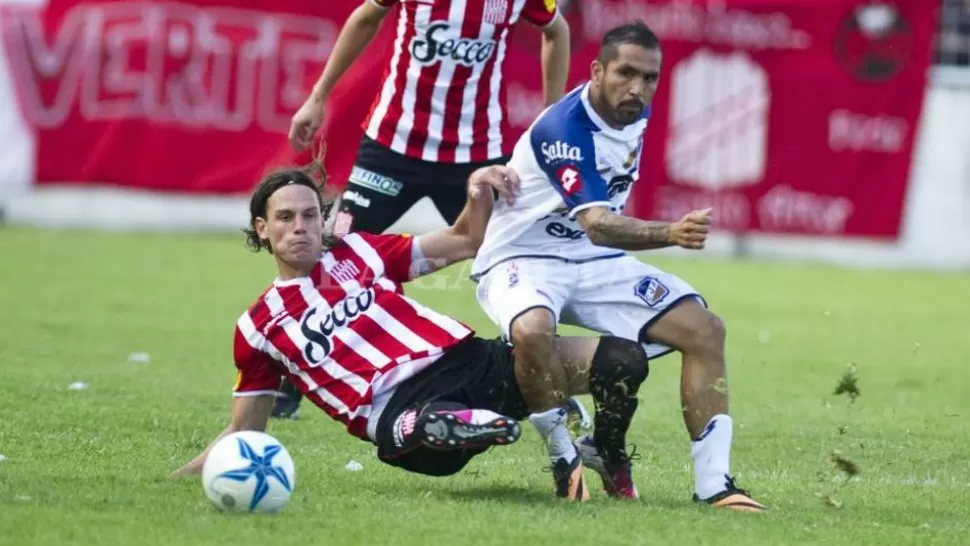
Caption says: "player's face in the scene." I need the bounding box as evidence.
[593,44,661,127]
[257,185,324,271]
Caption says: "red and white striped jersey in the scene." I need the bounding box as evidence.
[232,232,473,441]
[364,0,560,164]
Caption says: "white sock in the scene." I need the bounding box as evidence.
[691,414,733,500]
[528,407,577,463]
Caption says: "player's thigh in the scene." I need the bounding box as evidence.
[425,155,511,224]
[562,256,707,359]
[426,183,467,225]
[374,338,529,476]
[475,259,574,342]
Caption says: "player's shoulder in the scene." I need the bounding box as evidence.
[526,84,599,167]
[236,284,275,330]
[531,84,598,138]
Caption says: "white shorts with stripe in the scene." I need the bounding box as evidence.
[474,254,706,359]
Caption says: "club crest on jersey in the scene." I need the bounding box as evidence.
[411,22,496,66]
[483,0,509,25]
[541,140,583,164]
[330,260,362,285]
[634,276,670,308]
[300,288,375,364]
[557,165,582,195]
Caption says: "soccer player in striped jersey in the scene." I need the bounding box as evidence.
[277,0,572,420]
[171,163,648,502]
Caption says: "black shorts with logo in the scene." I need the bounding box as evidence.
[335,137,511,234]
[374,336,529,477]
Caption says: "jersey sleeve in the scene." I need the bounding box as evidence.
[232,326,282,397]
[366,0,399,9]
[529,112,611,218]
[520,0,559,28]
[356,232,416,283]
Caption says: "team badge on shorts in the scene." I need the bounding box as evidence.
[392,409,419,448]
[507,262,519,288]
[634,276,670,308]
[334,211,354,236]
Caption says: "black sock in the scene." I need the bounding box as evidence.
[589,336,649,466]
[277,377,302,402]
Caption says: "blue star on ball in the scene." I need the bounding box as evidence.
[217,437,292,511]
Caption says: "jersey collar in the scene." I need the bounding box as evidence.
[580,83,648,140]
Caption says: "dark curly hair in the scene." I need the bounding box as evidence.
[243,155,338,254]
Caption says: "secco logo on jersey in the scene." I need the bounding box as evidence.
[541,140,583,164]
[300,288,376,364]
[411,23,496,67]
[557,165,582,195]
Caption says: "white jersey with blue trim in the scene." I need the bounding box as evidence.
[471,82,649,279]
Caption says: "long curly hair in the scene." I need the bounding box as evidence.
[242,148,339,254]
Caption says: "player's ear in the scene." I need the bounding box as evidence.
[254,217,269,241]
[590,59,603,82]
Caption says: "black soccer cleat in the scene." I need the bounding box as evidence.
[416,409,521,450]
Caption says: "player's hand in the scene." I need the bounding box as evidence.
[469,165,520,205]
[288,98,325,152]
[668,208,712,250]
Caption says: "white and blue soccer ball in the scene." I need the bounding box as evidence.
[201,430,296,513]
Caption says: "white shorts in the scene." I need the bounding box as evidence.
[475,255,706,359]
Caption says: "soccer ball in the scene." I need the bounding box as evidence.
[201,430,296,513]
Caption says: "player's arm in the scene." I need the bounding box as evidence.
[170,330,282,477]
[170,395,275,477]
[539,13,570,106]
[521,0,570,106]
[576,206,713,251]
[533,119,712,251]
[410,166,520,277]
[290,1,392,149]
[309,1,390,103]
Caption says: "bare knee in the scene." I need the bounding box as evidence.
[510,308,556,353]
[688,311,726,356]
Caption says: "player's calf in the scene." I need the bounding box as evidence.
[585,336,649,499]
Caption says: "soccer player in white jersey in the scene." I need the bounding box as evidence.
[172,161,648,502]
[471,21,766,512]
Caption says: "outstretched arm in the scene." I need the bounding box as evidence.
[408,166,520,277]
[576,206,712,251]
[171,395,275,477]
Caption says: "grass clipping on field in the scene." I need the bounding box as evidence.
[819,363,862,508]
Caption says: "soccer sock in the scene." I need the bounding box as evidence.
[691,414,733,500]
[528,407,577,463]
[589,337,649,466]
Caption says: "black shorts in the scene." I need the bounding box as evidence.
[374,336,529,477]
[335,137,511,234]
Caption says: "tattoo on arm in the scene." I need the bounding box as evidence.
[586,213,673,251]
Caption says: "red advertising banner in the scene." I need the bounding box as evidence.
[631,0,938,239]
[1,0,937,239]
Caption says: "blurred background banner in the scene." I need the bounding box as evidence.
[1,0,355,193]
[1,0,936,239]
[633,0,937,240]
[2,0,967,268]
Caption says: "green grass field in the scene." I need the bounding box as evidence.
[1,227,969,545]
